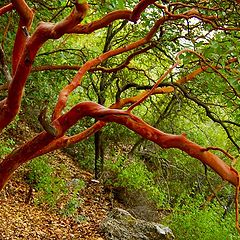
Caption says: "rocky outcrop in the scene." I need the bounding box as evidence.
[100,208,174,240]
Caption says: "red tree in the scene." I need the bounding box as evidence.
[0,0,239,229]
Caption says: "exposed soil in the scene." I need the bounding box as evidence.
[0,157,112,239]
[0,121,112,239]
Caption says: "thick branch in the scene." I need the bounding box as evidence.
[11,0,34,74]
[0,101,238,191]
[0,3,13,16]
[67,0,157,34]
[52,17,166,120]
[0,0,160,132]
[53,13,210,119]
[11,0,34,25]
[0,1,89,133]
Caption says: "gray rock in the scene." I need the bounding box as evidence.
[100,208,174,240]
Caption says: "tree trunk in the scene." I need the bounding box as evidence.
[94,130,104,179]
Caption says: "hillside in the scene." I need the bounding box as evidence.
[0,120,111,239]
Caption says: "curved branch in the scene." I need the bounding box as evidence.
[11,0,34,74]
[53,14,216,119]
[90,44,154,73]
[0,1,89,132]
[68,10,132,34]
[11,0,33,25]
[67,0,158,34]
[127,49,186,112]
[52,17,166,120]
[0,101,239,191]
[31,45,154,73]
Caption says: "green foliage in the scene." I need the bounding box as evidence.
[164,194,239,240]
[27,157,68,207]
[60,178,85,220]
[4,115,20,132]
[65,130,95,171]
[105,155,165,207]
[117,159,154,190]
[27,157,85,219]
[1,0,239,235]
[0,138,15,158]
[109,0,125,10]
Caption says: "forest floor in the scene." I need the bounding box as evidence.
[0,120,113,239]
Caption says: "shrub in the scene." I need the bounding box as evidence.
[164,194,239,240]
[27,156,85,220]
[27,157,68,207]
[105,156,165,207]
[0,138,15,158]
[61,178,85,220]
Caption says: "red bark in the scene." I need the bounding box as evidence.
[24,55,239,162]
[52,18,164,120]
[53,13,209,120]
[23,63,201,159]
[0,132,55,191]
[0,1,239,226]
[0,1,89,132]
[0,102,238,191]
[11,0,34,74]
[0,0,161,133]
[67,0,158,34]
[0,3,13,16]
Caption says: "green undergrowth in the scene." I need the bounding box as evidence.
[104,155,166,208]
[163,194,239,240]
[0,138,15,158]
[1,120,239,237]
[26,156,85,221]
[104,153,240,239]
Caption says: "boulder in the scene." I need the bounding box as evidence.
[100,208,174,240]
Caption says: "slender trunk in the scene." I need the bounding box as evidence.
[94,91,105,178]
[94,130,104,179]
[94,24,113,178]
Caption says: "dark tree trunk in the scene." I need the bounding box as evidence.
[94,129,104,179]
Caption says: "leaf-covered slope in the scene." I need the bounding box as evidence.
[0,121,111,239]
